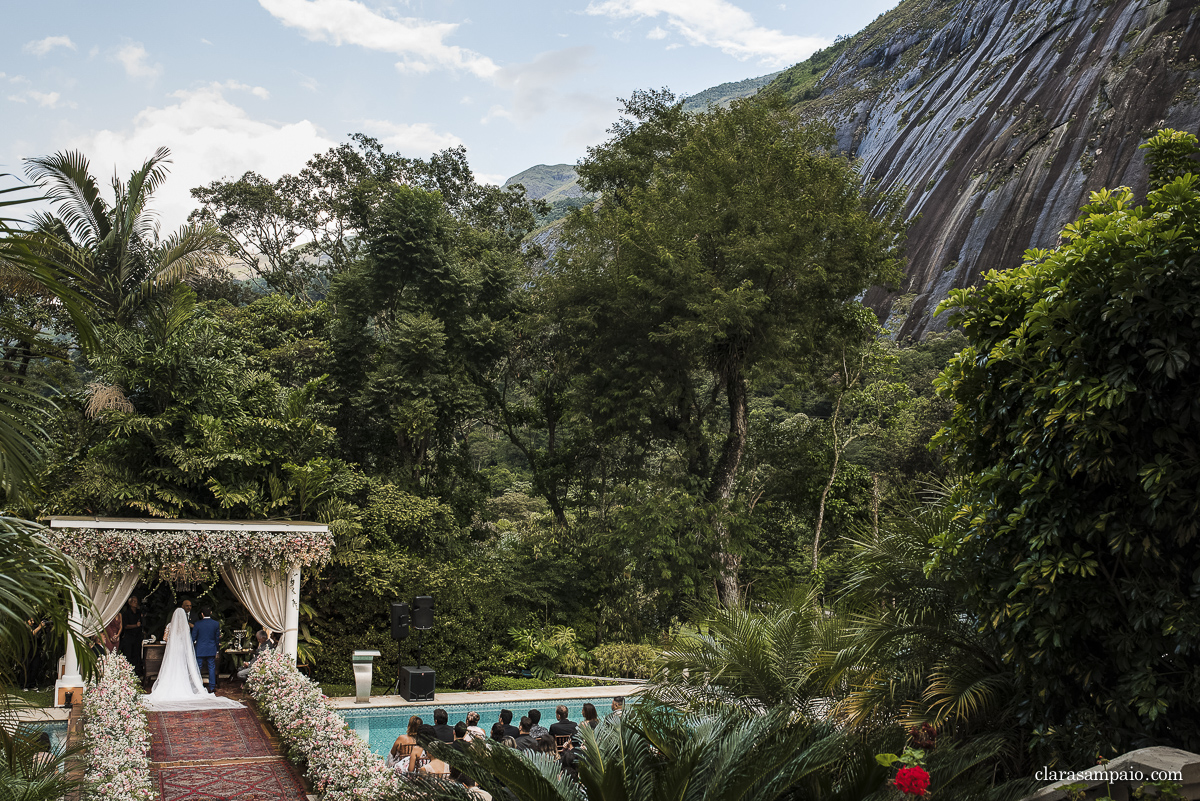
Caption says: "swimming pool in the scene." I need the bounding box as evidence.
[340,696,620,756]
[18,721,68,754]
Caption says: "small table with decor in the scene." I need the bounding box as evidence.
[142,641,165,680]
[223,648,251,678]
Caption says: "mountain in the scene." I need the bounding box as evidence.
[773,0,1200,337]
[681,71,783,112]
[503,69,782,201]
[503,164,588,202]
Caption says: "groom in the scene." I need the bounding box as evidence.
[192,607,221,692]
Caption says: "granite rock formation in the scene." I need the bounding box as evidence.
[780,0,1200,337]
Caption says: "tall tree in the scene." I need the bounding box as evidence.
[190,136,542,299]
[540,90,906,604]
[326,181,535,509]
[24,148,225,326]
[934,129,1200,761]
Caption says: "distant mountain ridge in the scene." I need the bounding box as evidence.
[681,71,783,112]
[503,70,783,200]
[503,164,587,202]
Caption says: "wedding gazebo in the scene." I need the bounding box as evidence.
[47,516,332,706]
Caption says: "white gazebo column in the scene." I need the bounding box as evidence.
[281,565,301,662]
[55,599,86,707]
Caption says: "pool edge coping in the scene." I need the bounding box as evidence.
[330,684,644,710]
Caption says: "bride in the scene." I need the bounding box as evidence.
[142,607,242,711]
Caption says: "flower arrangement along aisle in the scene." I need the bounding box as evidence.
[246,650,398,801]
[83,651,156,801]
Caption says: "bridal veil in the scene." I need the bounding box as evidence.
[141,607,242,711]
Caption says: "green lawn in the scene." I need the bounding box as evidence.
[8,688,54,708]
[318,683,470,697]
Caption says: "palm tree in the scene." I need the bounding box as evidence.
[651,584,845,716]
[414,701,853,801]
[23,148,226,326]
[0,178,96,800]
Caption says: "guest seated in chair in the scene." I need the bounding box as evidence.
[465,711,486,742]
[450,766,492,801]
[527,709,549,739]
[414,724,450,777]
[236,630,275,682]
[549,704,579,741]
[386,716,422,770]
[513,717,538,751]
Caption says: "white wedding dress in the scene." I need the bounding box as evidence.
[141,607,243,711]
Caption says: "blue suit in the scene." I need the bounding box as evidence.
[192,617,221,691]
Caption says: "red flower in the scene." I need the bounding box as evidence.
[893,765,930,797]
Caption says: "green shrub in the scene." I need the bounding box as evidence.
[307,548,533,686]
[588,643,659,679]
[480,675,613,691]
[481,676,551,691]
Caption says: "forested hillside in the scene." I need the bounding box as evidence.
[7,0,1200,787]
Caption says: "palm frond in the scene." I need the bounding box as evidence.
[22,151,109,248]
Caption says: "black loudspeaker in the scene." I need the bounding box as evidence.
[412,596,434,630]
[390,602,410,640]
[399,665,435,701]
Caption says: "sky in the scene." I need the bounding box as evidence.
[2,0,896,230]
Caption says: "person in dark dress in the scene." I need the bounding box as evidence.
[118,596,145,678]
[22,618,48,691]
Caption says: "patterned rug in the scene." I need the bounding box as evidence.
[152,762,307,801]
[149,708,276,761]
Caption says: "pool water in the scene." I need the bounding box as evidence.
[19,721,68,754]
[340,696,619,756]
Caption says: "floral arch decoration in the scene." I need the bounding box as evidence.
[46,516,330,705]
[46,516,333,577]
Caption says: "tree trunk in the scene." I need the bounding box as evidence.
[813,392,845,571]
[707,370,749,607]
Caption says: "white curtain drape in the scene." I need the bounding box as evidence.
[218,564,288,635]
[79,567,140,637]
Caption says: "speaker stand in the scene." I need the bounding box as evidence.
[391,629,426,694]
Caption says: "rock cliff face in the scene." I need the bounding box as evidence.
[779,0,1200,337]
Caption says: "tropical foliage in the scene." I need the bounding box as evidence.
[23,148,224,326]
[934,129,1200,761]
[5,85,1192,799]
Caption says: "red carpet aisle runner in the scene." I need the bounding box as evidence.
[154,763,307,801]
[150,708,276,761]
[148,705,310,801]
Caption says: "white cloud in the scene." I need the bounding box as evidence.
[481,104,513,124]
[360,120,463,154]
[114,42,162,80]
[201,38,213,45]
[478,46,614,146]
[586,0,826,66]
[474,172,506,186]
[23,36,76,56]
[258,0,498,79]
[72,82,335,230]
[8,90,73,108]
[647,26,668,40]
[492,47,596,123]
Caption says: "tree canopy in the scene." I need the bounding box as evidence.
[530,90,907,603]
[934,129,1200,760]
